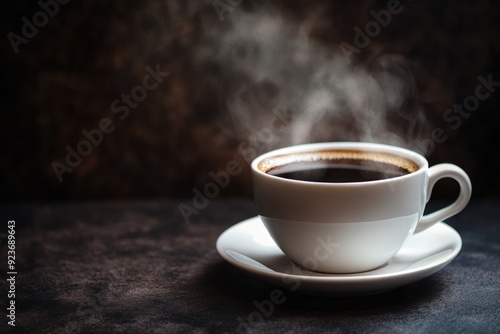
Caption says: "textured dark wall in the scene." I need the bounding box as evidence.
[2,0,499,200]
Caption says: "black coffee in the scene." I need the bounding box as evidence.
[260,150,418,183]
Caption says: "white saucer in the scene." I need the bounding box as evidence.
[216,216,462,296]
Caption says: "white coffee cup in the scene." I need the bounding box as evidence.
[251,142,472,274]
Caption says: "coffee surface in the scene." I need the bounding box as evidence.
[260,150,419,183]
[267,160,407,182]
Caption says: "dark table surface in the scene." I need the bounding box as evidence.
[1,199,499,333]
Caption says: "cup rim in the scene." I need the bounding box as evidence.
[251,142,428,186]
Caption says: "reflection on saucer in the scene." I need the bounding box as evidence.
[238,219,275,247]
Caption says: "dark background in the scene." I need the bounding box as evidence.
[2,0,500,201]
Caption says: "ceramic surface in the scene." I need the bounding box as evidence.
[216,217,462,296]
[251,142,471,273]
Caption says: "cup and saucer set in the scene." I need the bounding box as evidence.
[217,216,462,296]
[216,142,471,296]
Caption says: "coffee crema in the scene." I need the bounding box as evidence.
[259,149,419,183]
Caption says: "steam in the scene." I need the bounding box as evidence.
[197,9,430,154]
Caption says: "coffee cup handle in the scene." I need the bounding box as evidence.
[415,163,472,233]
